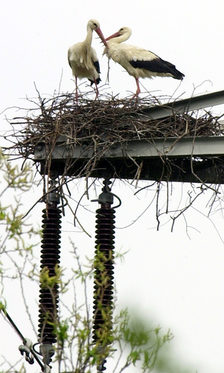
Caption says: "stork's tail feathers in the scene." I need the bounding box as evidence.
[172,69,185,80]
[160,59,184,80]
[89,77,101,85]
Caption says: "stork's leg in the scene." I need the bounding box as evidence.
[75,76,78,102]
[135,77,141,96]
[94,80,99,99]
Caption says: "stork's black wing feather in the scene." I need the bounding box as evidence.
[88,60,101,85]
[129,56,184,80]
[93,60,100,74]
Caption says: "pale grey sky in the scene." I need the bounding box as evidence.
[1,1,224,372]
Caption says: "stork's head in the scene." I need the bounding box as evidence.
[87,19,108,47]
[106,27,132,42]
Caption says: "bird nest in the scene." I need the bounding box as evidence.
[5,91,224,181]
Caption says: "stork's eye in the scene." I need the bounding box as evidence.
[93,23,98,27]
[120,28,124,32]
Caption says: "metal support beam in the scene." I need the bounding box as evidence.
[34,136,224,184]
[35,136,224,160]
[141,90,224,120]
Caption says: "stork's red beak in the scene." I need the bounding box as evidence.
[95,27,108,47]
[105,31,121,41]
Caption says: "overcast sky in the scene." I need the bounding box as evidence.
[1,1,224,372]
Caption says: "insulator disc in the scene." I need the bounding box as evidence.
[92,207,115,346]
[38,205,62,344]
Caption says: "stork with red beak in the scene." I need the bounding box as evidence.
[104,27,184,96]
[68,19,107,100]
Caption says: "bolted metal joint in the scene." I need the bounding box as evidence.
[39,343,55,366]
[47,189,60,205]
[98,190,114,206]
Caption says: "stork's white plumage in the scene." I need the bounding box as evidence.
[104,27,185,96]
[68,19,107,100]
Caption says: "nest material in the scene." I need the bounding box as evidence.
[8,92,224,162]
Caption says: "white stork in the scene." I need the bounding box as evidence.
[68,19,107,100]
[104,27,185,96]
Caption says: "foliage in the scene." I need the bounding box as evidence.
[110,309,173,372]
[40,264,63,289]
[0,149,39,256]
[0,147,192,373]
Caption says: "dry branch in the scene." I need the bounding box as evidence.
[5,92,224,162]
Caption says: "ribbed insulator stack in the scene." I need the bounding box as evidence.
[38,204,61,345]
[93,204,115,372]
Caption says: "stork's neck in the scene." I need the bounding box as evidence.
[84,27,93,48]
[108,31,130,45]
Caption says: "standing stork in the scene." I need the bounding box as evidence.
[104,27,184,96]
[68,19,107,100]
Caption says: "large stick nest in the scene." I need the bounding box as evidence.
[5,91,224,225]
[7,92,223,160]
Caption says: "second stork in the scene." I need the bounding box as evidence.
[104,27,184,96]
